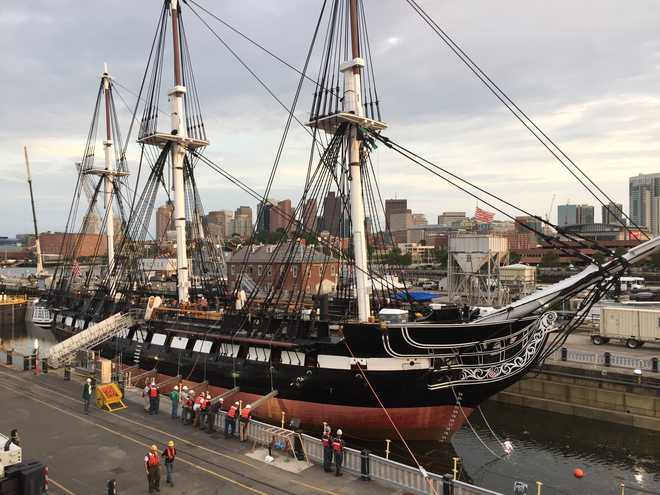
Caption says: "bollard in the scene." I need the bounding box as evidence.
[536,481,543,495]
[604,352,611,367]
[652,357,658,373]
[64,365,71,381]
[385,439,391,460]
[442,474,454,495]
[360,449,371,481]
[6,350,12,366]
[452,457,460,481]
[281,411,286,429]
[561,347,567,361]
[42,358,48,374]
[107,479,118,495]
[23,355,30,371]
[620,482,625,495]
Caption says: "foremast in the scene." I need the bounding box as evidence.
[101,64,115,273]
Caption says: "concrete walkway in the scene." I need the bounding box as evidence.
[0,365,407,495]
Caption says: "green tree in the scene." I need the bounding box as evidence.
[539,252,560,267]
[432,247,448,267]
[509,251,522,264]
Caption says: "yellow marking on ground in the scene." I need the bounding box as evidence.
[48,477,77,495]
[0,370,342,495]
[0,380,269,495]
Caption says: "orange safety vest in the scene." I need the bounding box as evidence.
[149,386,158,398]
[146,452,160,467]
[332,439,343,453]
[164,447,176,461]
[227,406,238,418]
[240,408,251,420]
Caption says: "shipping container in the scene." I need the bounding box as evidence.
[593,307,660,348]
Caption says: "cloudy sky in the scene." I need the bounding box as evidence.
[2,0,660,236]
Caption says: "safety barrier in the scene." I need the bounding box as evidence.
[208,411,502,495]
[548,347,657,372]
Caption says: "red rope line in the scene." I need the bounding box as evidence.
[343,341,440,495]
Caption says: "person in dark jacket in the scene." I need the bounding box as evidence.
[322,425,333,472]
[82,378,93,414]
[332,429,345,476]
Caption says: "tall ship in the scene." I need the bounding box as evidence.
[38,0,660,440]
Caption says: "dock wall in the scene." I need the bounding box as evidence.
[493,364,660,431]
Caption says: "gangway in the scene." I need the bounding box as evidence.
[47,312,134,368]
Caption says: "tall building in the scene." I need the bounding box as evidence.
[629,173,660,235]
[437,211,466,227]
[322,192,342,236]
[385,199,407,231]
[411,213,428,226]
[557,204,594,227]
[156,201,174,241]
[302,198,318,232]
[270,199,293,232]
[232,206,253,238]
[207,210,233,239]
[601,202,626,226]
[256,200,274,234]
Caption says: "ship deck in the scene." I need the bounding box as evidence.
[0,364,406,495]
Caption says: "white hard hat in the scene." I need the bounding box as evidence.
[234,401,239,405]
[219,398,224,402]
[246,404,252,409]
[206,393,211,399]
[336,429,342,436]
[190,390,194,394]
[174,385,179,390]
[86,378,91,383]
[183,385,188,390]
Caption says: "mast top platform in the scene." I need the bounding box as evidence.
[137,132,209,150]
[307,112,386,134]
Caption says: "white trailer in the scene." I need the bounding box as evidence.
[592,306,660,348]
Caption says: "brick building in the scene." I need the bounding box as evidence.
[227,242,339,294]
[39,232,108,259]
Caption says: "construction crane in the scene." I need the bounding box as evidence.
[545,194,556,223]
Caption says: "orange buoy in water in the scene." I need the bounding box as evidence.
[574,468,585,479]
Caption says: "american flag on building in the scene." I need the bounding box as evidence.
[474,207,495,224]
[72,260,81,279]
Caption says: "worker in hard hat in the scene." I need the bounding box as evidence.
[239,404,252,442]
[322,424,333,472]
[225,401,239,438]
[170,385,180,419]
[82,378,93,415]
[180,386,189,423]
[208,397,222,434]
[332,429,345,476]
[144,444,161,493]
[161,440,177,486]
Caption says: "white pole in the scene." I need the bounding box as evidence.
[23,146,45,276]
[102,63,115,273]
[170,0,190,303]
[344,0,370,321]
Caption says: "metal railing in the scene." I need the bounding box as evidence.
[547,348,658,372]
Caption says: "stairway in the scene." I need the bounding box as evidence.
[47,312,134,368]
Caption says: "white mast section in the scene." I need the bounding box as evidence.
[23,146,45,276]
[170,0,190,303]
[101,63,115,273]
[345,0,370,322]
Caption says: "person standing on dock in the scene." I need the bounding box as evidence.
[225,401,239,438]
[143,383,150,413]
[192,392,204,427]
[183,389,194,425]
[161,440,177,486]
[144,444,161,493]
[332,429,345,477]
[322,425,333,472]
[82,378,92,415]
[239,404,252,442]
[180,386,190,423]
[207,397,221,433]
[3,429,20,451]
[170,386,180,419]
[148,380,159,415]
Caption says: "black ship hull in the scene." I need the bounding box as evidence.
[49,307,550,440]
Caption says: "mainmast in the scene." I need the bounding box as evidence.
[345,0,370,321]
[101,63,115,273]
[170,0,191,303]
[23,146,45,276]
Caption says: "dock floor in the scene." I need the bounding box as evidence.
[0,365,405,495]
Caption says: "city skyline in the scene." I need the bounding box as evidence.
[3,1,660,236]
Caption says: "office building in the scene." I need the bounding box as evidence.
[385,199,407,230]
[601,202,626,226]
[629,173,660,235]
[156,201,174,241]
[557,204,594,227]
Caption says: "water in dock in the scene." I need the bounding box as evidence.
[2,317,658,494]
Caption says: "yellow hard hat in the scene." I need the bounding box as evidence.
[150,445,158,451]
[167,440,174,447]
